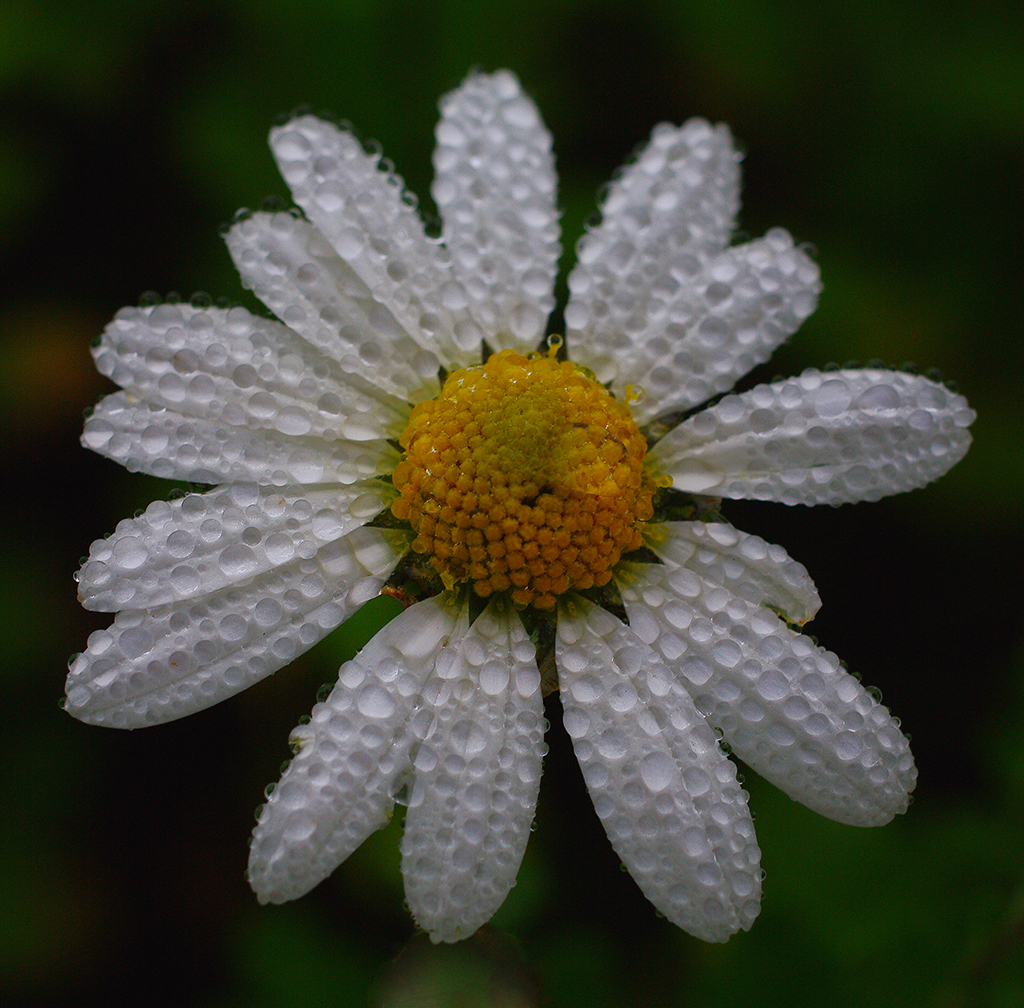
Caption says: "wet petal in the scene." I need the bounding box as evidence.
[604,232,821,423]
[650,367,975,505]
[557,598,761,942]
[248,597,462,903]
[270,115,469,372]
[401,602,544,943]
[78,481,390,612]
[91,301,409,439]
[566,119,740,387]
[84,390,396,486]
[620,563,916,826]
[648,521,820,625]
[64,527,404,728]
[432,70,560,360]
[226,211,441,404]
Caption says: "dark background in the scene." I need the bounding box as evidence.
[2,1,1021,1005]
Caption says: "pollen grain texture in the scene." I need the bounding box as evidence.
[391,348,656,609]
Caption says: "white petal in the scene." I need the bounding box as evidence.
[248,596,461,904]
[604,232,821,423]
[226,211,441,404]
[64,527,404,728]
[566,119,740,386]
[270,116,469,371]
[401,602,544,943]
[620,563,917,826]
[649,521,820,625]
[78,481,390,612]
[432,70,560,358]
[556,598,761,942]
[92,301,409,439]
[84,391,397,486]
[650,367,975,505]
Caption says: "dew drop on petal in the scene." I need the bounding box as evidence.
[356,685,396,719]
[219,544,258,577]
[564,708,590,739]
[283,811,316,844]
[813,379,853,417]
[596,729,628,760]
[170,565,200,595]
[639,751,676,792]
[450,719,488,755]
[834,730,864,761]
[570,674,603,704]
[479,661,510,695]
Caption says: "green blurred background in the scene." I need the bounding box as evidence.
[2,1,1021,1005]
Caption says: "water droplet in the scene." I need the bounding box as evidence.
[640,751,675,792]
[563,707,590,739]
[450,719,488,755]
[596,729,628,761]
[479,661,510,696]
[569,674,603,704]
[341,413,383,440]
[219,543,258,577]
[283,811,316,843]
[356,685,396,719]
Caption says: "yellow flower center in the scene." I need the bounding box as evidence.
[391,347,656,610]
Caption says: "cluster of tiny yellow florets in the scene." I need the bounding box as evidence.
[391,347,657,610]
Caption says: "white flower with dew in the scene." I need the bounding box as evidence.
[67,70,974,944]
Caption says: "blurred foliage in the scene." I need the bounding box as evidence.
[1,1,1021,1006]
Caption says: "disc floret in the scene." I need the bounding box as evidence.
[391,347,657,609]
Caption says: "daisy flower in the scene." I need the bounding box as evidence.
[66,70,974,944]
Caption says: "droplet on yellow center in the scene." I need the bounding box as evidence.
[391,348,656,609]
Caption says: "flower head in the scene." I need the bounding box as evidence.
[67,70,974,943]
